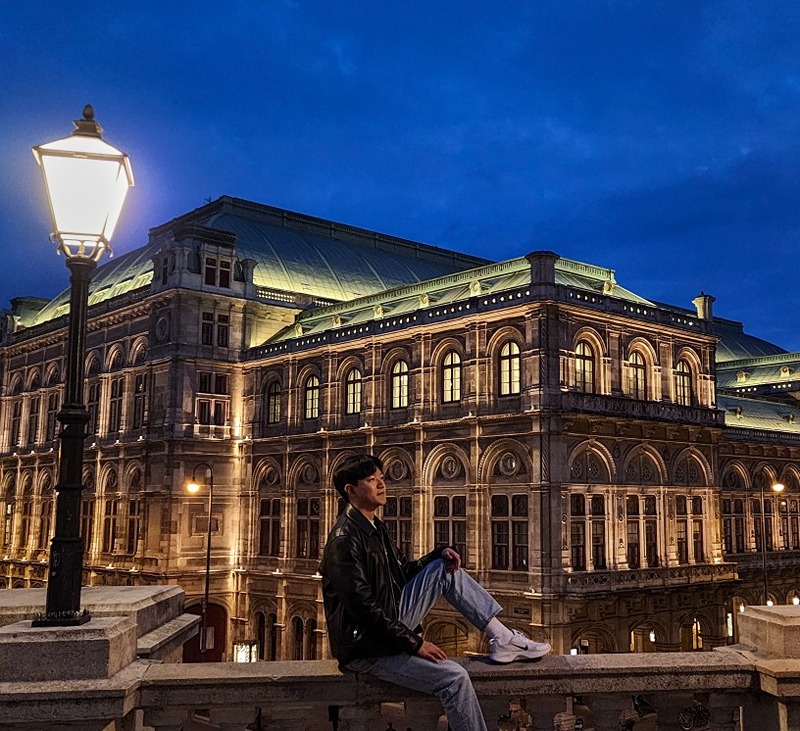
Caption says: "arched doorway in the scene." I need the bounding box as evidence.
[183,602,228,662]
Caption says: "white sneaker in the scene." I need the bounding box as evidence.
[489,630,551,664]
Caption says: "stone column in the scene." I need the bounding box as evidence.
[531,697,569,730]
[707,692,745,731]
[587,693,637,731]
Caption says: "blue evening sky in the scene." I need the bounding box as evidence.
[2,2,799,349]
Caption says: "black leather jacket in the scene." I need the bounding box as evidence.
[320,504,445,667]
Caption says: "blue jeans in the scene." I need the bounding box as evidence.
[346,559,502,731]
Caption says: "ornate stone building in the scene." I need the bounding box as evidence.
[1,196,798,661]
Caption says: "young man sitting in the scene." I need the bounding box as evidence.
[320,454,550,731]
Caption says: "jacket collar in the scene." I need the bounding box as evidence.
[344,503,379,535]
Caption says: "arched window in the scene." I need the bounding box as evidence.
[674,359,693,406]
[499,340,521,396]
[628,351,647,400]
[575,342,595,393]
[345,368,362,415]
[265,381,281,424]
[304,375,320,419]
[391,360,409,409]
[442,351,462,403]
[306,618,318,660]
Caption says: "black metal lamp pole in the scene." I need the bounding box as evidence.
[189,462,214,659]
[30,106,133,627]
[34,258,95,625]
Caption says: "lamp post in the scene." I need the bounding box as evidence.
[32,106,133,626]
[761,481,785,606]
[187,463,214,660]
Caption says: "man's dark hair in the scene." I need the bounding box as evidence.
[333,454,383,502]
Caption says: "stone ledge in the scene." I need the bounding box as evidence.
[0,616,137,682]
[0,586,185,641]
[137,613,199,662]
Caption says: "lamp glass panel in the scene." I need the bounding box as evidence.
[34,135,133,245]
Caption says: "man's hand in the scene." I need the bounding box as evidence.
[441,547,461,573]
[417,640,448,663]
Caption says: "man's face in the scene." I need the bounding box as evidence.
[347,468,387,512]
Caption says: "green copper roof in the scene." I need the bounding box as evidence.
[718,393,800,434]
[25,197,489,327]
[713,318,787,363]
[267,254,654,344]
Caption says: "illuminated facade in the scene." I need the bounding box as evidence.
[2,196,799,660]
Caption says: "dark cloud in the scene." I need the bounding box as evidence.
[1,1,799,349]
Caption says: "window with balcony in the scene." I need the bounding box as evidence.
[499,340,521,396]
[442,351,462,403]
[491,494,528,571]
[9,401,21,449]
[575,341,596,393]
[304,375,320,420]
[345,368,362,415]
[434,495,467,566]
[626,496,640,569]
[391,360,409,409]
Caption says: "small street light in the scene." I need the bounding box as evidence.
[762,481,785,606]
[32,106,133,626]
[187,463,214,659]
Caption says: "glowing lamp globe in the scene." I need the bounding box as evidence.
[32,105,134,261]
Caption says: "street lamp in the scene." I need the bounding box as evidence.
[761,481,785,606]
[187,463,214,660]
[32,106,133,626]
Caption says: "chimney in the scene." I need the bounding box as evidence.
[692,292,716,320]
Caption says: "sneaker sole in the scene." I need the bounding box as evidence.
[489,649,550,664]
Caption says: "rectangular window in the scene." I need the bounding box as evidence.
[102,499,118,553]
[126,499,143,554]
[27,396,40,445]
[677,520,688,564]
[132,374,147,429]
[591,520,606,569]
[434,495,467,566]
[692,519,704,562]
[219,261,231,288]
[108,378,124,433]
[571,522,586,571]
[3,502,14,548]
[645,519,658,567]
[87,382,100,435]
[80,499,95,551]
[10,401,21,448]
[217,314,230,347]
[201,312,214,346]
[792,516,799,551]
[19,502,32,549]
[205,257,218,286]
[627,520,640,569]
[295,498,320,558]
[723,518,733,554]
[37,500,52,550]
[259,498,281,557]
[384,496,412,558]
[45,393,59,441]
